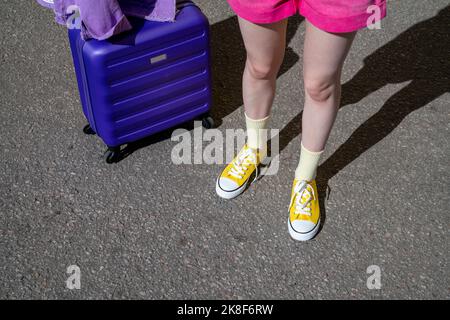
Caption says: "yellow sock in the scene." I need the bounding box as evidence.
[245,113,269,158]
[295,143,324,181]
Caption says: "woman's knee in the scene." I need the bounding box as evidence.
[304,75,339,103]
[245,56,279,81]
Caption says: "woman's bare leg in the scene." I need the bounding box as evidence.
[301,21,357,152]
[289,22,357,241]
[215,18,288,200]
[238,17,288,119]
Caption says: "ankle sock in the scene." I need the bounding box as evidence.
[245,113,269,158]
[295,143,324,181]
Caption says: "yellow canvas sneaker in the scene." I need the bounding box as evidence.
[216,144,265,199]
[288,179,321,241]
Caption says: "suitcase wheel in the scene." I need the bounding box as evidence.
[83,124,96,135]
[201,115,215,129]
[104,146,121,164]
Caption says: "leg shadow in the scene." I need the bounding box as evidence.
[270,6,450,232]
[318,6,450,192]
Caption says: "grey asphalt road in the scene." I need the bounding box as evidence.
[1,0,449,299]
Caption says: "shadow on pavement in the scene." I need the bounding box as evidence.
[119,7,450,234]
[281,6,450,234]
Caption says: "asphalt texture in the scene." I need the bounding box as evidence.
[0,0,449,299]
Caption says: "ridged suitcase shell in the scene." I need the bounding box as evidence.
[68,4,212,149]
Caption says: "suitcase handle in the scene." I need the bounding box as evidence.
[176,0,198,10]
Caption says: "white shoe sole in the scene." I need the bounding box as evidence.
[287,218,321,241]
[215,177,249,199]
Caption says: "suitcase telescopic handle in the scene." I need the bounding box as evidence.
[176,0,198,10]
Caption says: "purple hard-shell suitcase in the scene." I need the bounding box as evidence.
[68,2,213,163]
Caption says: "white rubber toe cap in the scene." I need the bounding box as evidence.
[217,177,239,192]
[216,177,248,199]
[290,220,316,234]
[288,219,320,241]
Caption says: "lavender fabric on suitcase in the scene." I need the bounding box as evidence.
[36,0,176,40]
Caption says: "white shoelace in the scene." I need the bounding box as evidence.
[228,148,258,180]
[289,180,315,216]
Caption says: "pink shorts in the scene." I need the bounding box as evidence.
[227,0,387,33]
